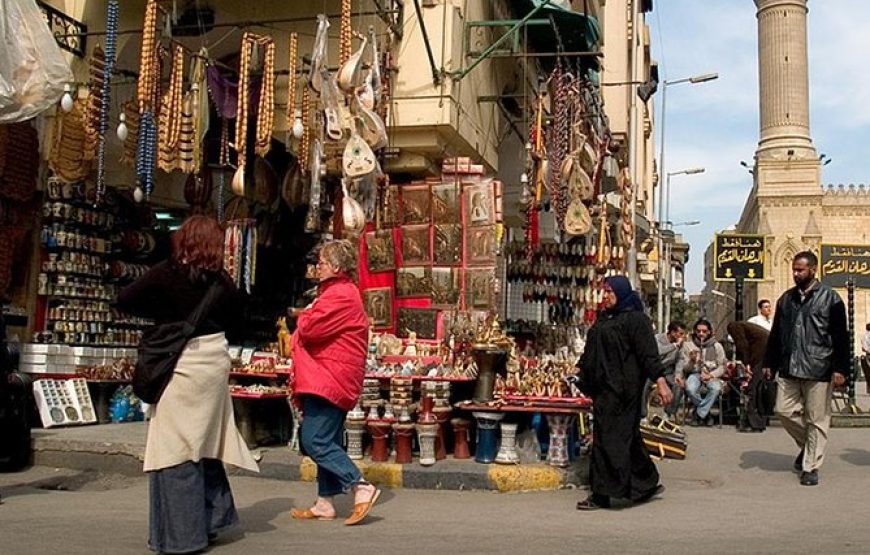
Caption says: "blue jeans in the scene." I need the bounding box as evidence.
[684,374,722,419]
[300,394,364,497]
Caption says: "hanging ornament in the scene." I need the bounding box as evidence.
[292,111,304,139]
[133,185,144,203]
[116,112,129,141]
[60,84,75,113]
[96,0,120,204]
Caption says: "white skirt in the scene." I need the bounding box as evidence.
[143,332,259,473]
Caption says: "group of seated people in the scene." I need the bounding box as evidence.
[642,300,773,429]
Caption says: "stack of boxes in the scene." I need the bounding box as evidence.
[19,344,137,375]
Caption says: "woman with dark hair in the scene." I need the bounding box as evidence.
[118,215,257,554]
[575,275,672,510]
[289,239,380,525]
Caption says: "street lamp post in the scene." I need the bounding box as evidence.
[655,72,718,331]
[663,217,701,326]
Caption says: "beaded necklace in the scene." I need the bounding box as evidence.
[340,0,353,65]
[157,43,184,172]
[299,85,311,175]
[235,33,275,170]
[95,0,119,204]
[285,33,298,142]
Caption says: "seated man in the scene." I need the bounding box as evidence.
[676,319,727,427]
[641,321,685,421]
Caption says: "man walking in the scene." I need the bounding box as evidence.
[763,251,849,486]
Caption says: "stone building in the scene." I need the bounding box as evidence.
[703,0,870,353]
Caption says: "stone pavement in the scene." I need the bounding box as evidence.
[28,390,870,492]
[4,423,870,555]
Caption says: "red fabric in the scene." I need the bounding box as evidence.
[291,275,369,411]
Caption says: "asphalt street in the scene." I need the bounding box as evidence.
[2,425,870,555]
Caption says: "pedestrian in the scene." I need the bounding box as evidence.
[861,323,870,394]
[763,251,850,486]
[575,275,672,510]
[289,239,381,524]
[726,320,770,432]
[747,299,773,331]
[117,215,259,554]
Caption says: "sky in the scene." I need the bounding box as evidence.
[649,0,870,294]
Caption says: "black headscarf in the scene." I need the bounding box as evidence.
[604,275,644,313]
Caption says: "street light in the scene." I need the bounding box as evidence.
[655,71,718,331]
[665,167,704,230]
[661,211,702,326]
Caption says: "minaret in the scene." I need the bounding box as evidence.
[754,0,820,196]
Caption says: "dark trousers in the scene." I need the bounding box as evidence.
[149,458,239,554]
[300,394,363,497]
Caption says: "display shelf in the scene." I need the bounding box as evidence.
[40,268,106,279]
[364,373,474,382]
[41,292,115,302]
[230,391,289,400]
[43,244,113,256]
[229,371,291,379]
[380,355,443,365]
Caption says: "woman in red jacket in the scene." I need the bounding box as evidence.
[290,239,380,525]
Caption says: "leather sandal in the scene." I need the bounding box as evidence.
[576,494,610,511]
[344,488,382,526]
[290,507,336,521]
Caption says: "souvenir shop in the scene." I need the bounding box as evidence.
[0,0,636,468]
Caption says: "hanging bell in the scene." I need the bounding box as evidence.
[116,113,129,141]
[60,84,75,113]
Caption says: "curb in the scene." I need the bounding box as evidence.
[30,433,588,492]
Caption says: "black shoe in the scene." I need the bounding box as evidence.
[794,449,804,472]
[800,470,818,486]
[689,416,701,427]
[577,493,611,511]
[633,484,665,505]
[705,415,715,427]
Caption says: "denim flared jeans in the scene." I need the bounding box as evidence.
[300,394,364,497]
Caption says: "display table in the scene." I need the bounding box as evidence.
[455,398,591,467]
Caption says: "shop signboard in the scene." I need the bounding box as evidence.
[820,244,870,288]
[713,233,765,281]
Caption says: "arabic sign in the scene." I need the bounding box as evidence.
[820,244,870,288]
[713,234,766,281]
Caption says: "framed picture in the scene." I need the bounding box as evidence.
[397,307,439,339]
[466,224,497,266]
[401,224,431,265]
[432,183,460,224]
[465,267,495,310]
[401,184,431,225]
[363,287,393,329]
[380,184,400,228]
[464,183,494,226]
[365,230,396,272]
[433,224,462,265]
[396,266,432,298]
[431,266,461,307]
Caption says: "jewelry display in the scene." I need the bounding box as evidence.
[32,378,98,428]
[137,0,160,113]
[235,32,276,180]
[299,85,311,174]
[120,101,140,167]
[49,98,92,183]
[285,32,298,142]
[157,43,184,172]
[224,219,258,293]
[83,44,105,162]
[339,0,352,65]
[95,0,119,203]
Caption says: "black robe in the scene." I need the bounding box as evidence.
[578,309,665,500]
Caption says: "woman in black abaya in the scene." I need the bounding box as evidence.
[575,276,673,510]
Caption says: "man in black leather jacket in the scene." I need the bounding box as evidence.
[763,251,849,487]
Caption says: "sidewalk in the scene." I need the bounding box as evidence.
[30,422,587,493]
[29,390,870,492]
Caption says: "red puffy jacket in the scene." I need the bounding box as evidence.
[292,275,368,411]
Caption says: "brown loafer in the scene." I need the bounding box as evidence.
[290,507,335,521]
[344,488,382,526]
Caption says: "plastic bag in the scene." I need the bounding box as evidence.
[0,0,74,123]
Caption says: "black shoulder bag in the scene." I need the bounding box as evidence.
[133,281,221,404]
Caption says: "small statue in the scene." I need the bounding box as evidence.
[276,317,292,360]
[403,331,418,356]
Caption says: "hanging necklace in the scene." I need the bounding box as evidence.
[285,32,298,142]
[340,0,353,65]
[299,85,311,175]
[95,0,119,204]
[254,37,275,157]
[235,33,275,179]
[137,0,159,113]
[158,43,184,172]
